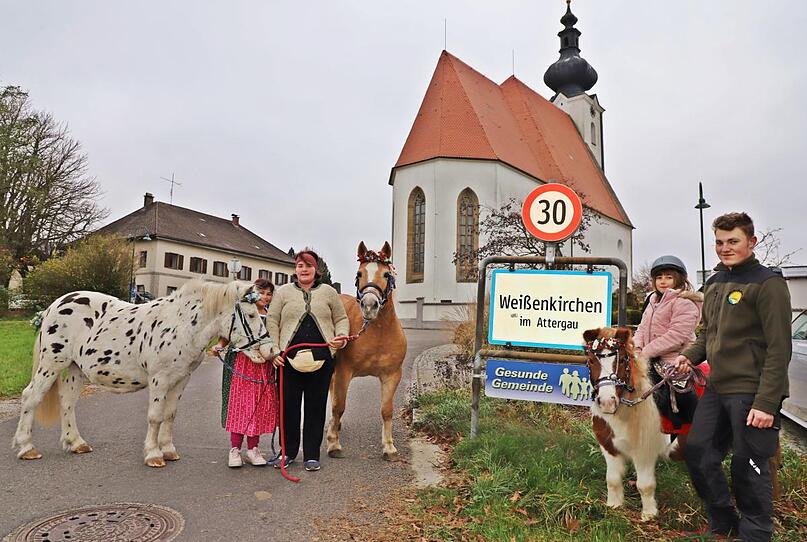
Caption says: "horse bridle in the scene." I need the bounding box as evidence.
[355,271,396,309]
[585,338,635,402]
[227,301,272,353]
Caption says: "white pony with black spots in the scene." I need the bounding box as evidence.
[12,280,270,467]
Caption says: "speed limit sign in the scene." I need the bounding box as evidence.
[521,183,583,242]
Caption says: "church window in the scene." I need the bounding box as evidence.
[591,122,597,145]
[456,188,479,283]
[407,187,426,283]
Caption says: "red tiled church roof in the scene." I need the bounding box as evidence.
[392,51,631,226]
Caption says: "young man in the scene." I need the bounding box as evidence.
[674,212,791,542]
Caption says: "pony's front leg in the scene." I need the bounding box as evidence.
[380,369,402,461]
[158,374,190,462]
[602,448,626,508]
[326,367,352,458]
[59,364,92,454]
[635,457,659,520]
[144,379,171,468]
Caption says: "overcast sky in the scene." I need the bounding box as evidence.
[2,1,805,287]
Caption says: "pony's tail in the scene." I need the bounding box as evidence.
[31,332,61,427]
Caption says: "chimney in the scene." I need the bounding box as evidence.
[231,214,240,226]
[143,193,154,207]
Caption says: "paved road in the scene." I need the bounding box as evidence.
[0,329,451,540]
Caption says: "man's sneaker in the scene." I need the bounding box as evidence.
[304,460,321,471]
[245,447,267,466]
[270,455,293,469]
[228,447,243,468]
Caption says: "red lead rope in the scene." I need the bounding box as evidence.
[275,333,362,483]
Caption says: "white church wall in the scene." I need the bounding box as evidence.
[392,158,632,322]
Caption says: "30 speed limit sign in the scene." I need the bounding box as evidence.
[521,183,583,242]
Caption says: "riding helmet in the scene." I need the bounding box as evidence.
[650,255,687,277]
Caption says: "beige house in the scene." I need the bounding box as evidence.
[96,193,295,299]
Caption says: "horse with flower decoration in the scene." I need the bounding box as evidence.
[326,241,408,460]
[13,280,270,467]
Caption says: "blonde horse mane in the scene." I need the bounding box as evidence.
[191,280,245,321]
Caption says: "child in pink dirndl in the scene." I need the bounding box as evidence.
[212,278,277,468]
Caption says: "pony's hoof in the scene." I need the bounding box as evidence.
[19,448,42,460]
[382,451,400,462]
[146,457,166,468]
[162,450,180,461]
[640,511,658,522]
[72,443,93,454]
[327,448,345,458]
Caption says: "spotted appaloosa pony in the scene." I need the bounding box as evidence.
[326,242,407,460]
[583,327,675,521]
[12,280,270,467]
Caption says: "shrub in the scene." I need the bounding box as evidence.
[23,235,132,307]
[0,286,9,311]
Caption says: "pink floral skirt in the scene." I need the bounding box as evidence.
[224,352,277,436]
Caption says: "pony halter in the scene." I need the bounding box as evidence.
[584,337,635,400]
[355,250,397,309]
[227,300,272,353]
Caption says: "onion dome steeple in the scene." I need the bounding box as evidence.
[543,0,598,97]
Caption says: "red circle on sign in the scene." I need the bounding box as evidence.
[521,183,583,242]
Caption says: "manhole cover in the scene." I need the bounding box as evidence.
[3,503,184,542]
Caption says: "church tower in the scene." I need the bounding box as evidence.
[544,1,605,170]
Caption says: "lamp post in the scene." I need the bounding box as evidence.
[130,229,152,302]
[694,181,711,285]
[227,257,242,281]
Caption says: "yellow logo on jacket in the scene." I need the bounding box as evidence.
[727,290,743,305]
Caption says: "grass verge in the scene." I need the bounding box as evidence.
[0,317,35,397]
[410,388,807,541]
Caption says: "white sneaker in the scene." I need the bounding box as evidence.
[245,447,267,466]
[228,447,243,468]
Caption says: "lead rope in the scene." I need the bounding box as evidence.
[620,363,706,408]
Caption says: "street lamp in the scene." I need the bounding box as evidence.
[694,181,711,286]
[130,229,152,302]
[227,257,242,281]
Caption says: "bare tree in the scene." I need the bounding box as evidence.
[755,228,801,268]
[453,195,602,273]
[0,86,108,274]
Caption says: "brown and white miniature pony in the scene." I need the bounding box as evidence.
[583,327,676,520]
[12,280,270,467]
[327,242,407,460]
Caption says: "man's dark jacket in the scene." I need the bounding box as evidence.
[682,255,791,414]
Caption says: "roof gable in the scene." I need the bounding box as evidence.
[393,51,631,226]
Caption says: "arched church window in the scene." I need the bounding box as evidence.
[407,187,426,283]
[456,188,479,282]
[591,122,597,145]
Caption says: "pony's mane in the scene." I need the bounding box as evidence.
[174,280,244,321]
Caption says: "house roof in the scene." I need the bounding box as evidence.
[95,201,295,265]
[392,51,631,227]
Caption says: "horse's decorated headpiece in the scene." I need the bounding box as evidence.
[241,290,261,304]
[358,250,392,266]
[584,336,625,354]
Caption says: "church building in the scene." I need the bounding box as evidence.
[390,2,633,325]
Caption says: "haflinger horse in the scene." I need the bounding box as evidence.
[12,280,271,467]
[326,241,407,460]
[583,327,676,521]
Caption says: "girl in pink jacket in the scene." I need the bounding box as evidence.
[634,255,703,431]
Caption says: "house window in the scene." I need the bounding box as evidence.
[212,261,228,277]
[189,257,207,274]
[164,252,183,270]
[258,269,270,280]
[166,286,177,295]
[591,122,597,146]
[456,188,479,282]
[274,272,289,285]
[237,266,252,281]
[407,187,426,283]
[138,251,147,268]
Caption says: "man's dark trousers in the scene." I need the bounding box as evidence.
[685,388,780,542]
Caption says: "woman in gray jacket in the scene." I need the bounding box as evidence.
[267,249,349,471]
